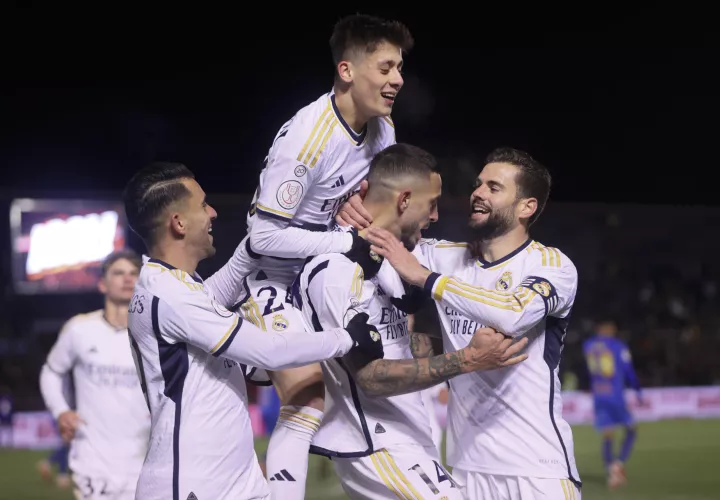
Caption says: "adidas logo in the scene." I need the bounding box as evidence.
[375,423,386,434]
[269,469,296,481]
[331,175,345,188]
[187,493,198,500]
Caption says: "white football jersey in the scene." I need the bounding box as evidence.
[246,90,396,285]
[42,310,150,481]
[294,255,435,457]
[414,238,581,485]
[128,257,353,500]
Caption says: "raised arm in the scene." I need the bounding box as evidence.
[204,236,257,308]
[368,228,577,337]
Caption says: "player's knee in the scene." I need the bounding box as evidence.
[602,428,615,439]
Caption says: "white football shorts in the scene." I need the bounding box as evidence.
[332,443,464,499]
[452,469,582,500]
[72,472,137,500]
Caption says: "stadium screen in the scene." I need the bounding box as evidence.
[9,198,127,294]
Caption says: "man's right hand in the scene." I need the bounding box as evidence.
[57,410,84,443]
[462,327,529,372]
[335,180,373,229]
[344,312,384,362]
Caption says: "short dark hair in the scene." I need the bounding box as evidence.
[485,147,551,226]
[101,249,141,277]
[366,143,437,199]
[329,14,414,68]
[123,162,195,247]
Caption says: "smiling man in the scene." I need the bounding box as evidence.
[366,147,583,499]
[236,14,416,499]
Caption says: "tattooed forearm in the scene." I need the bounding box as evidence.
[409,331,434,358]
[351,349,469,398]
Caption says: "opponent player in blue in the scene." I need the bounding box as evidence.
[583,318,642,490]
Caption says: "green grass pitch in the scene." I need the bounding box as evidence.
[1,419,718,499]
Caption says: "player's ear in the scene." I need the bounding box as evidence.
[397,190,412,214]
[337,60,353,84]
[518,197,537,221]
[170,212,187,237]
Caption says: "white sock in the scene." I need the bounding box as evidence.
[266,405,323,500]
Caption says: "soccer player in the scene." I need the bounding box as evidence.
[239,13,414,497]
[583,318,642,489]
[122,161,383,500]
[39,250,151,500]
[294,144,529,499]
[366,147,583,499]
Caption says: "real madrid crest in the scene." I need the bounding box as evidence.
[272,314,289,332]
[495,271,513,292]
[369,249,383,263]
[532,281,551,297]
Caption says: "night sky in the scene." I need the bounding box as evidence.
[2,9,717,205]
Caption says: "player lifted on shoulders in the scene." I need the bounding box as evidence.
[366,147,583,499]
[238,14,413,498]
[583,318,642,489]
[294,144,528,499]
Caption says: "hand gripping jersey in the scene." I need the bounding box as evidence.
[246,90,396,286]
[414,238,582,487]
[40,311,150,484]
[293,256,436,457]
[128,257,354,500]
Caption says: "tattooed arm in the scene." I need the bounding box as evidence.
[344,327,530,398]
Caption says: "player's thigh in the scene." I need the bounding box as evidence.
[334,447,463,500]
[615,403,635,427]
[268,363,324,407]
[241,277,325,407]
